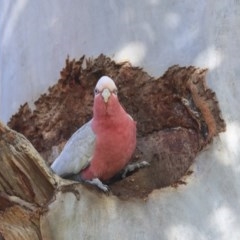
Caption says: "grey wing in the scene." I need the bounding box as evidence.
[51,120,95,177]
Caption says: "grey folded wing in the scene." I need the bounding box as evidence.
[51,120,95,177]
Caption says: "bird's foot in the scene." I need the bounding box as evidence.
[86,178,109,192]
[66,175,109,192]
[122,161,150,179]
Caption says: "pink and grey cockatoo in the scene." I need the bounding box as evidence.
[51,76,148,191]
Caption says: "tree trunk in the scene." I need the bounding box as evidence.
[1,59,225,239]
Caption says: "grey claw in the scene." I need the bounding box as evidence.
[86,178,110,192]
[122,161,150,178]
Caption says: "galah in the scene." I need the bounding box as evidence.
[51,76,148,191]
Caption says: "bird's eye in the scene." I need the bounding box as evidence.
[94,88,100,95]
[112,89,118,95]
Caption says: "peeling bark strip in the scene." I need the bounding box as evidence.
[0,123,56,207]
[7,55,226,199]
[0,122,58,239]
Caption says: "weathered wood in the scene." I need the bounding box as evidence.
[0,122,57,239]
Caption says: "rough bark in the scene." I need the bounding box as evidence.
[0,55,225,238]
[0,122,56,239]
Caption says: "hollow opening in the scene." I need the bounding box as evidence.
[8,55,226,200]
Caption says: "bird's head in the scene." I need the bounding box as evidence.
[94,76,118,103]
[93,76,122,117]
